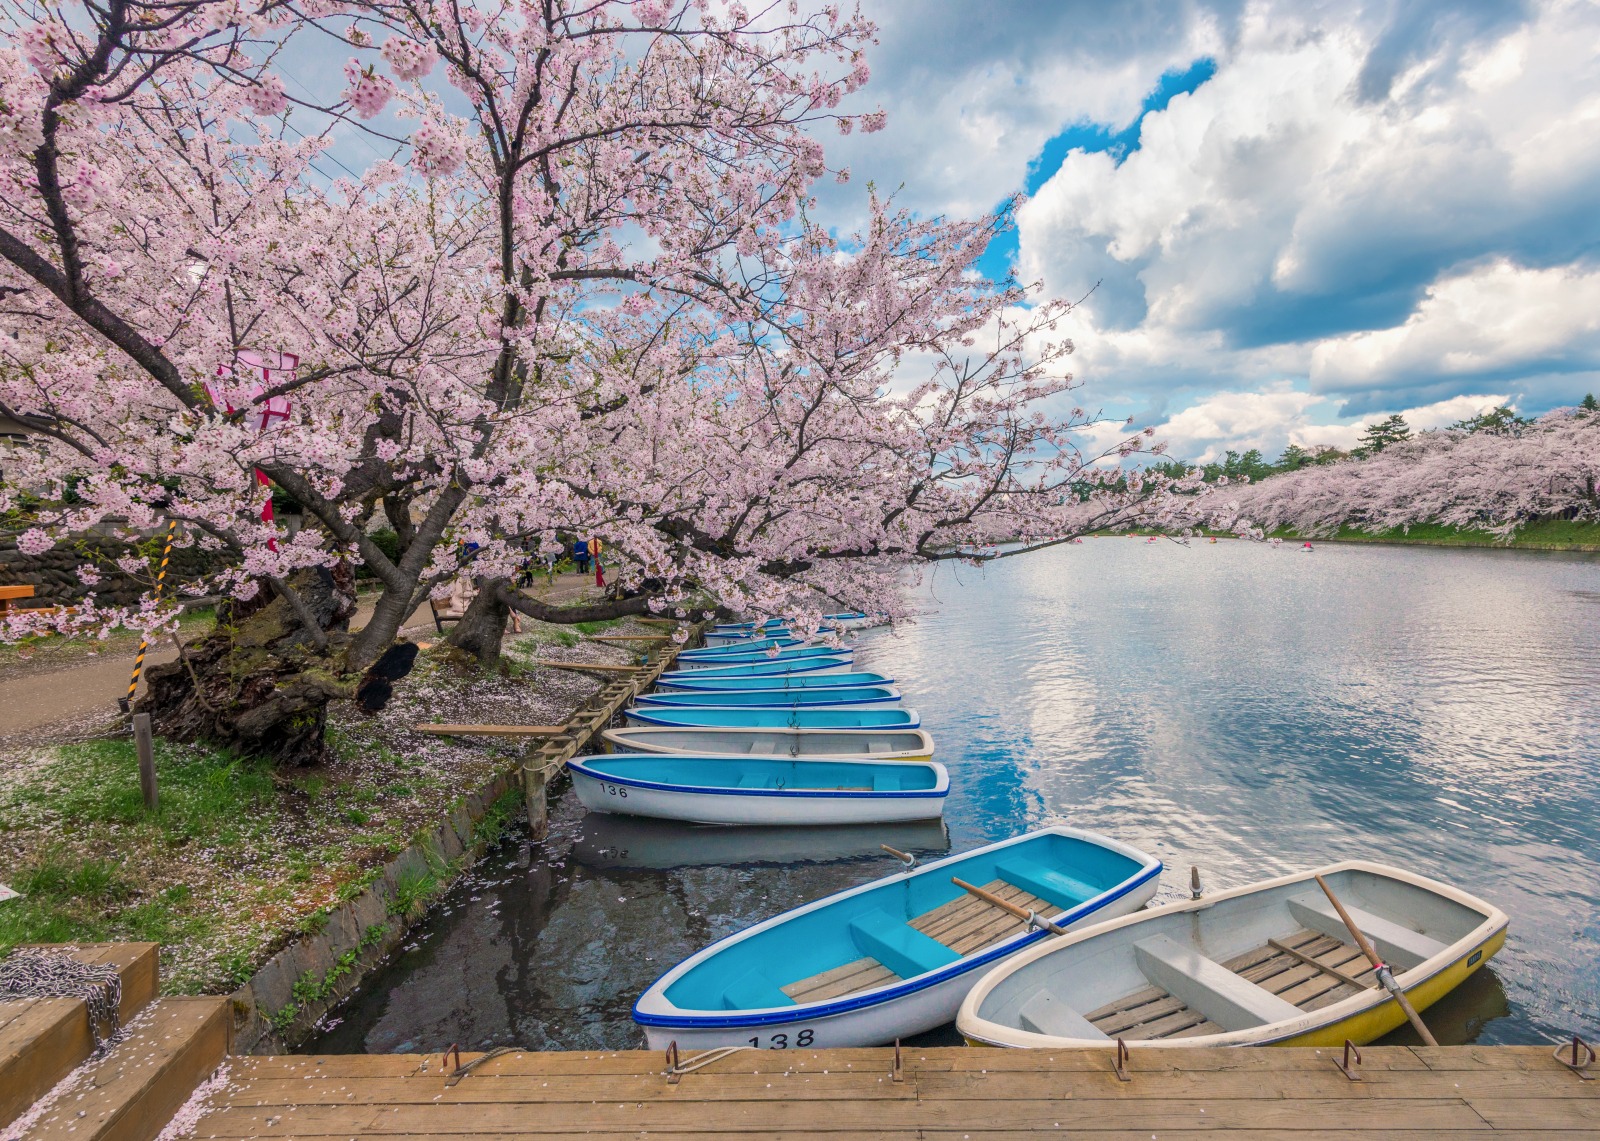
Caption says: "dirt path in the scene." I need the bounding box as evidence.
[0,572,608,739]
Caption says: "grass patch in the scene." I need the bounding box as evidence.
[1269,518,1600,549]
[572,618,622,635]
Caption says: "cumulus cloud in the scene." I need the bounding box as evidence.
[1312,260,1600,395]
[1149,387,1511,463]
[947,0,1600,437]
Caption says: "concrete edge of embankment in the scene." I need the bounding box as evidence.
[228,620,703,1055]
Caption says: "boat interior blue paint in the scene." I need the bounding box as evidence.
[680,646,849,665]
[680,637,806,657]
[661,656,853,680]
[659,832,1145,1013]
[572,755,942,793]
[635,687,900,708]
[626,706,919,729]
[658,672,894,692]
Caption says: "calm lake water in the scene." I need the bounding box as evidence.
[310,539,1600,1053]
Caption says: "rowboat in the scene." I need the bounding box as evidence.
[573,814,949,871]
[633,686,902,712]
[678,646,851,669]
[655,671,895,693]
[601,726,936,762]
[956,860,1507,1050]
[623,706,920,730]
[678,637,809,658]
[657,657,856,682]
[633,827,1162,1049]
[567,754,949,826]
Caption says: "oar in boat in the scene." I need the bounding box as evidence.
[1313,873,1439,1047]
[952,876,1069,936]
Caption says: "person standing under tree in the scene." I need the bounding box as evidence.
[573,538,590,575]
[591,536,605,587]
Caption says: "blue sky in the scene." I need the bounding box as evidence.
[820,0,1600,462]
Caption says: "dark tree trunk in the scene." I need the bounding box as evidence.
[138,564,360,766]
[445,576,515,666]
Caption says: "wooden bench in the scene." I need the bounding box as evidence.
[777,878,1063,1006]
[0,584,35,615]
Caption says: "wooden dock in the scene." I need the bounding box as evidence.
[173,1043,1600,1138]
[6,942,1600,1138]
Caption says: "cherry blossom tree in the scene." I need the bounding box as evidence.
[1208,408,1600,539]
[0,0,1195,763]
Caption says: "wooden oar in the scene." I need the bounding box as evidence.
[1267,938,1374,990]
[1314,874,1439,1046]
[952,877,1068,936]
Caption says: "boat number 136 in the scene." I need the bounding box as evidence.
[748,1030,814,1049]
[601,783,628,798]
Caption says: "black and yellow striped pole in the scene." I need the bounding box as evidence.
[119,519,177,714]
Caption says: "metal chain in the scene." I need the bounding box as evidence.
[0,947,124,1052]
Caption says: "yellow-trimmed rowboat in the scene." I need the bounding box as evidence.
[956,860,1506,1049]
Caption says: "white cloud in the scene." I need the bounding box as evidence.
[1149,387,1511,463]
[1311,260,1600,392]
[1004,0,1600,426]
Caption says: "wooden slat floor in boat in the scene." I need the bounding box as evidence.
[1082,929,1378,1041]
[781,957,900,1004]
[779,880,1056,1005]
[909,879,1057,956]
[1228,928,1378,1012]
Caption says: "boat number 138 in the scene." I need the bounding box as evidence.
[748,1030,813,1049]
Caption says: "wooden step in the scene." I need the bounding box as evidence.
[27,996,229,1141]
[0,943,160,1130]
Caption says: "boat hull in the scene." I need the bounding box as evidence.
[659,658,855,681]
[655,672,894,693]
[632,687,901,712]
[599,726,936,763]
[623,706,919,729]
[568,760,948,827]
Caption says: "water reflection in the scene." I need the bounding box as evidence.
[309,540,1600,1053]
[573,814,950,871]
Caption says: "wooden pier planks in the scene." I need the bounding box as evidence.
[179,1045,1600,1137]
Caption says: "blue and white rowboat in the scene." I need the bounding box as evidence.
[678,637,809,658]
[601,726,937,762]
[625,706,920,730]
[662,649,857,675]
[633,827,1162,1048]
[634,686,901,712]
[673,652,855,675]
[655,671,895,693]
[567,754,948,826]
[678,645,848,668]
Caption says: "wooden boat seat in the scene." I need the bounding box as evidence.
[722,968,795,1010]
[1082,929,1379,1041]
[776,880,1060,1008]
[848,910,962,979]
[993,858,1097,911]
[1133,934,1302,1031]
[1017,991,1110,1040]
[1287,895,1449,969]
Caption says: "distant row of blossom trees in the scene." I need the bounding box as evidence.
[1204,402,1600,540]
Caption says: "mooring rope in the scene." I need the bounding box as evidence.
[0,947,124,1053]
[664,1044,754,1077]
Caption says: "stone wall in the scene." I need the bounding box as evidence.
[0,534,233,607]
